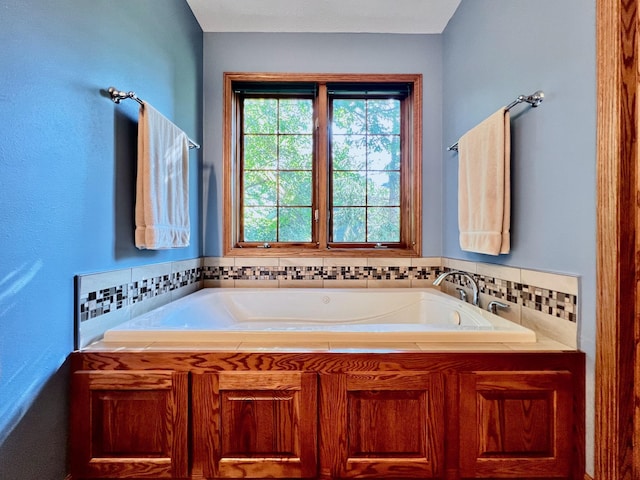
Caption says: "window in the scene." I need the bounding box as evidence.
[223,73,422,256]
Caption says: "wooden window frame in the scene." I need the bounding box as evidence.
[223,72,422,257]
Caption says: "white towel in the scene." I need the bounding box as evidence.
[135,101,190,249]
[457,108,510,255]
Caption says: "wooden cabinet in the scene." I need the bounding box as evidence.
[459,371,573,478]
[320,372,444,479]
[192,371,317,479]
[69,370,188,479]
[69,351,584,480]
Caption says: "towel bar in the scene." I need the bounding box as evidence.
[107,86,200,150]
[447,90,544,152]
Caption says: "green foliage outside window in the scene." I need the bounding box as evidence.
[331,98,401,243]
[240,94,402,245]
[242,98,313,242]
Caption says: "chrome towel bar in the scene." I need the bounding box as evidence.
[447,90,544,152]
[107,86,200,150]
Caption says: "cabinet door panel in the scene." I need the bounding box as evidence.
[193,371,317,479]
[347,390,425,457]
[459,371,572,478]
[221,390,297,455]
[321,372,443,479]
[70,370,188,479]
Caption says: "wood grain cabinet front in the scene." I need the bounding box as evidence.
[70,369,189,479]
[68,351,584,480]
[320,372,444,479]
[192,371,318,479]
[459,371,573,479]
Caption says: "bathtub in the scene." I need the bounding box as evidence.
[102,288,536,344]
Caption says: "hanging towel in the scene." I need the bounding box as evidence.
[135,101,190,249]
[457,108,510,255]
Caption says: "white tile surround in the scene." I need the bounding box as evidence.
[76,256,579,349]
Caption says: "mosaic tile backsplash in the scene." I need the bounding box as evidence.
[76,258,579,326]
[78,265,201,322]
[202,264,436,282]
[442,269,577,323]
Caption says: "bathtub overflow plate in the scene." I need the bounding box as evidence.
[322,295,331,304]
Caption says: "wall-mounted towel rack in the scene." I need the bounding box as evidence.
[107,87,201,150]
[446,90,544,152]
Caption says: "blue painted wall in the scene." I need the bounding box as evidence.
[442,0,596,473]
[202,33,444,257]
[0,1,202,478]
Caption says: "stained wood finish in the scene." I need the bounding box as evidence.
[193,371,317,478]
[596,0,639,479]
[320,372,444,479]
[70,350,584,480]
[71,350,584,374]
[70,370,188,479]
[459,371,572,478]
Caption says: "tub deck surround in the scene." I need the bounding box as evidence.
[76,256,579,349]
[102,288,537,344]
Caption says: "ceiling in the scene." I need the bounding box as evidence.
[186,0,462,34]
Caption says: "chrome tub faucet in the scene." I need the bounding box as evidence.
[433,270,480,307]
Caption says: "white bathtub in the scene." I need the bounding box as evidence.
[103,288,536,344]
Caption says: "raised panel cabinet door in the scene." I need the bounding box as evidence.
[459,371,573,479]
[320,372,444,479]
[192,371,318,479]
[70,370,189,479]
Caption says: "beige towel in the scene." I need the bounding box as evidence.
[135,102,190,249]
[458,108,510,255]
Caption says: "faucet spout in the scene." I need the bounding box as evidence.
[433,270,480,307]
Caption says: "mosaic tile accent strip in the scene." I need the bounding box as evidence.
[441,269,578,323]
[202,265,440,282]
[78,266,202,322]
[80,285,128,321]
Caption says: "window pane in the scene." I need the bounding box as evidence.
[332,135,366,170]
[244,135,277,170]
[367,135,400,170]
[242,96,314,244]
[243,171,277,206]
[280,171,312,206]
[279,99,313,134]
[330,95,403,246]
[367,171,400,206]
[279,135,313,170]
[332,100,366,134]
[279,207,312,242]
[367,207,400,242]
[244,206,277,242]
[333,171,366,206]
[367,99,400,134]
[332,207,366,242]
[244,99,277,134]
[229,76,419,252]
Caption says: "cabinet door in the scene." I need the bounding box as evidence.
[321,372,444,479]
[70,370,188,479]
[193,371,317,478]
[459,371,573,478]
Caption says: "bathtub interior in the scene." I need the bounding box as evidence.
[101,288,538,344]
[218,288,486,326]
